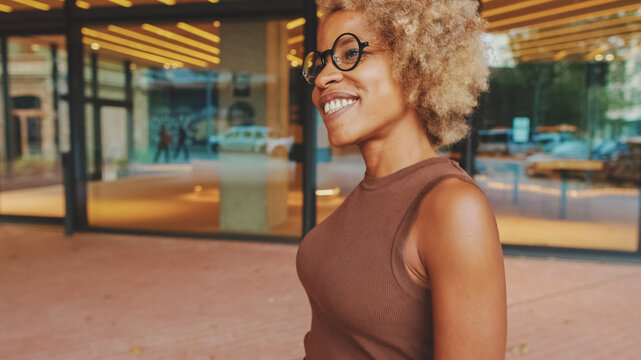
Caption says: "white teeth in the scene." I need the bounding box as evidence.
[323,98,358,114]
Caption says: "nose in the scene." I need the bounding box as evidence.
[314,57,343,88]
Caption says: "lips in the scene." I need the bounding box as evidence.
[319,92,359,115]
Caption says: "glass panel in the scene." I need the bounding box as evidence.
[314,3,640,253]
[472,5,641,251]
[83,19,304,238]
[98,58,126,100]
[0,35,67,217]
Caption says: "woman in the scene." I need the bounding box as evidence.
[296,0,507,359]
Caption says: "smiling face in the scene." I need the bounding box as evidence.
[312,10,415,148]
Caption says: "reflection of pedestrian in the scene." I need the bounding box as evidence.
[174,125,190,160]
[153,125,171,163]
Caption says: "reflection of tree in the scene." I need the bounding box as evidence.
[480,62,628,141]
[484,63,580,131]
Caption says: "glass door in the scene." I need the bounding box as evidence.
[0,34,67,218]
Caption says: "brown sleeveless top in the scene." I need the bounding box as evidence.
[296,157,477,359]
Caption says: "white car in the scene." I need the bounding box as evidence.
[209,126,294,155]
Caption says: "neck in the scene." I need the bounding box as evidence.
[358,111,439,178]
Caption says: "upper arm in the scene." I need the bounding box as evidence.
[414,178,507,360]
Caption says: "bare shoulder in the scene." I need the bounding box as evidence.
[414,177,507,359]
[413,176,502,276]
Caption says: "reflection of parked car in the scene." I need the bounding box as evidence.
[605,137,641,184]
[526,140,590,177]
[208,126,294,155]
[532,132,575,153]
[591,139,629,161]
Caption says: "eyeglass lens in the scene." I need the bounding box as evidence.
[302,33,362,84]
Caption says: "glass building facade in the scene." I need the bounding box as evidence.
[1,0,640,258]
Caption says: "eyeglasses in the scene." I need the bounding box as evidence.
[302,32,369,85]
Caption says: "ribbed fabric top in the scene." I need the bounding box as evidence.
[296,157,476,360]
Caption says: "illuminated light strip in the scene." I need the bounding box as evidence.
[287,53,303,65]
[487,0,631,30]
[519,43,617,62]
[514,32,638,57]
[11,0,49,11]
[157,0,175,4]
[490,4,641,33]
[208,0,219,3]
[0,4,12,12]
[108,25,220,64]
[584,45,610,60]
[109,0,132,7]
[176,22,220,43]
[76,0,90,9]
[515,23,641,51]
[482,0,557,18]
[553,50,568,61]
[141,24,221,55]
[316,188,340,196]
[513,15,641,43]
[287,18,306,30]
[287,35,304,45]
[82,38,183,68]
[82,28,208,67]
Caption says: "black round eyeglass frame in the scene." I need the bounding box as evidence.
[302,32,369,85]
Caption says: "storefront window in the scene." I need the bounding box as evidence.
[82,19,305,237]
[316,3,641,252]
[0,35,67,217]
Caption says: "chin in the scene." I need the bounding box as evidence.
[327,131,358,148]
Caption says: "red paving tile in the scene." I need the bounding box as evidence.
[1,223,640,359]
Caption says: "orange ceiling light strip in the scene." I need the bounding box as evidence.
[11,0,49,11]
[0,4,12,12]
[82,38,184,68]
[490,3,641,33]
[109,0,132,8]
[287,35,304,45]
[76,0,90,9]
[487,0,630,30]
[141,23,221,55]
[82,28,208,67]
[513,36,630,56]
[520,42,622,62]
[157,0,175,4]
[514,32,637,57]
[287,18,306,30]
[482,0,557,18]
[108,25,220,64]
[176,22,220,43]
[513,15,641,43]
[584,45,610,61]
[553,50,568,61]
[515,23,641,51]
[286,53,303,64]
[521,48,591,62]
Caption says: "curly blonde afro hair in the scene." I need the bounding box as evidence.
[317,0,489,148]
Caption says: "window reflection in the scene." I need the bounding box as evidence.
[472,6,641,251]
[82,19,305,237]
[316,3,641,252]
[0,35,67,218]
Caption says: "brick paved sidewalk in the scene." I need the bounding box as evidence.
[1,223,640,359]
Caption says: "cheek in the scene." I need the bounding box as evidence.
[311,88,321,110]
